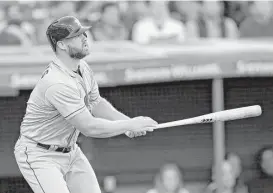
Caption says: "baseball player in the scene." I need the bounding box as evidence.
[14,16,158,193]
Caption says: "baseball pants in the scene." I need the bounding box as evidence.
[14,135,101,193]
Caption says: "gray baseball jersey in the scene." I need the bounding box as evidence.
[20,57,101,147]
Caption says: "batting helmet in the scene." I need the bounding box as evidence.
[46,16,91,52]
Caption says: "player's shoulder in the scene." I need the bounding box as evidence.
[38,62,77,91]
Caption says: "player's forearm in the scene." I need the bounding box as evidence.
[69,108,133,138]
[107,110,130,120]
[92,98,130,121]
[84,117,133,138]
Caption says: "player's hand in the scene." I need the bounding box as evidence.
[130,116,158,132]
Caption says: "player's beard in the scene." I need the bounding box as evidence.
[68,44,89,59]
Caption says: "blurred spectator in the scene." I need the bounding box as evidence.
[147,163,189,193]
[170,1,201,24]
[225,153,248,193]
[0,4,32,46]
[239,1,273,38]
[30,2,52,45]
[0,28,21,45]
[122,1,149,40]
[0,7,7,32]
[224,1,249,27]
[132,1,185,44]
[171,1,202,39]
[50,1,78,19]
[91,2,129,41]
[247,145,273,193]
[225,153,243,181]
[103,176,117,193]
[186,0,238,39]
[169,1,187,24]
[7,4,35,39]
[77,1,102,25]
[205,160,248,193]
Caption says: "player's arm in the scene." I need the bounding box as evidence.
[83,66,130,121]
[85,68,147,137]
[68,108,152,138]
[92,98,145,138]
[45,84,156,138]
[92,98,130,120]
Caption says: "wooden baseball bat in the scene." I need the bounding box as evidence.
[154,105,262,130]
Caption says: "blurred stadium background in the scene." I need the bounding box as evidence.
[1,0,273,193]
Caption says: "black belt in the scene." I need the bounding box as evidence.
[37,143,71,153]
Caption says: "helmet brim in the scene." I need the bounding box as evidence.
[65,26,92,39]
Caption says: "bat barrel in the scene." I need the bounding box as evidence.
[217,105,262,121]
[246,105,262,116]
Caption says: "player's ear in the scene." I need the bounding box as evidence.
[56,41,67,51]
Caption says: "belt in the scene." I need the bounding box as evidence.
[37,143,71,153]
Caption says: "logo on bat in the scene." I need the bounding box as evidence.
[201,118,213,123]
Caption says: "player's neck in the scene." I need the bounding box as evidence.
[57,54,80,72]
